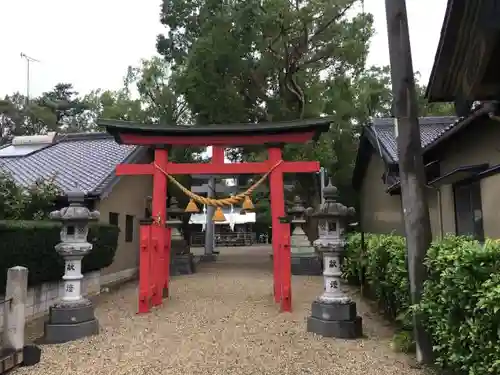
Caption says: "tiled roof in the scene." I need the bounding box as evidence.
[368,116,457,162]
[353,111,492,191]
[0,133,142,195]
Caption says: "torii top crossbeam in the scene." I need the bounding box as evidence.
[100,117,332,147]
[100,117,332,176]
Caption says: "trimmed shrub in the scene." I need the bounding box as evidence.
[418,236,500,374]
[343,232,500,374]
[344,232,410,322]
[342,232,364,285]
[0,220,119,292]
[365,234,409,321]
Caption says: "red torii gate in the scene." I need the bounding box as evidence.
[100,118,331,313]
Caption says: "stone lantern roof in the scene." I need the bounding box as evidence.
[50,187,100,222]
[167,197,184,224]
[288,196,306,224]
[312,180,355,219]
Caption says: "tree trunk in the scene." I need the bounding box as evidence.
[384,0,434,364]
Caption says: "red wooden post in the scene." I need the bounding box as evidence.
[268,147,285,303]
[138,220,152,314]
[212,146,225,164]
[150,236,159,304]
[281,228,292,312]
[151,148,168,305]
[164,226,172,298]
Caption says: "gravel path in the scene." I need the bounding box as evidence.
[19,246,428,375]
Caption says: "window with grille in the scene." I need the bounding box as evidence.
[109,212,119,226]
[125,215,134,243]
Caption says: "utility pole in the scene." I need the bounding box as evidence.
[385,0,433,364]
[319,167,326,204]
[20,53,40,104]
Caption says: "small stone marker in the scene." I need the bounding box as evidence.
[3,266,28,352]
[1,266,41,372]
[1,267,27,372]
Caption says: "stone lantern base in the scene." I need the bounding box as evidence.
[307,300,363,339]
[170,234,196,275]
[170,253,196,275]
[291,253,322,275]
[199,253,218,262]
[43,300,99,344]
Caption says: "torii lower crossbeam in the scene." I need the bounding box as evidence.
[118,146,320,313]
[116,160,319,175]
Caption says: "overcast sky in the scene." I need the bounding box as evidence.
[0,0,447,98]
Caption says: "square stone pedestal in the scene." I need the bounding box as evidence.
[291,254,322,275]
[43,300,99,344]
[307,300,362,339]
[171,253,196,275]
[199,253,217,262]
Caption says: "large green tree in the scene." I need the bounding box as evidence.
[38,83,89,129]
[157,0,374,208]
[83,57,200,162]
[0,83,89,139]
[156,0,454,218]
[83,57,190,126]
[158,0,373,124]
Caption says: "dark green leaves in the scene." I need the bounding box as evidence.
[419,236,500,374]
[0,221,119,291]
[343,232,500,373]
[0,172,61,220]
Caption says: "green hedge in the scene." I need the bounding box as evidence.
[343,233,500,375]
[344,233,410,322]
[0,221,119,292]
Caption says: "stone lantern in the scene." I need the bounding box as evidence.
[289,196,321,275]
[43,187,100,344]
[306,180,362,338]
[167,197,195,275]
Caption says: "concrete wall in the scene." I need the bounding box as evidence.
[426,188,441,238]
[481,173,500,238]
[0,266,141,331]
[0,271,100,330]
[97,170,153,278]
[360,152,404,235]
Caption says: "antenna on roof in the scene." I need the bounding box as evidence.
[20,52,40,105]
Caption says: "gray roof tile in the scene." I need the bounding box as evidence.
[369,116,457,162]
[0,133,139,195]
